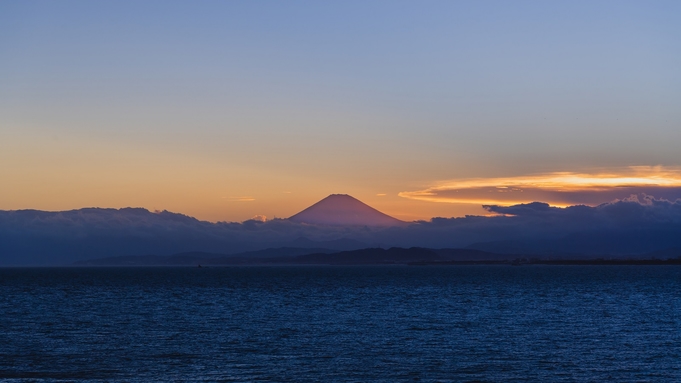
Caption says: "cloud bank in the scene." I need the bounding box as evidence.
[1,194,681,265]
[399,166,681,207]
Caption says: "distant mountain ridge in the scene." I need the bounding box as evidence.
[73,246,681,266]
[74,247,338,266]
[3,194,681,265]
[74,247,513,266]
[288,194,405,226]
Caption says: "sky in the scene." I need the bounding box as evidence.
[2,0,681,222]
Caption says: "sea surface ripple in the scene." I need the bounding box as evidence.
[1,266,680,382]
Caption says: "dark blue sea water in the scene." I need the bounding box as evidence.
[1,266,680,382]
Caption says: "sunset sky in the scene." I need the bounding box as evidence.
[2,1,680,222]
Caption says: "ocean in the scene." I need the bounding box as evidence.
[1,266,680,382]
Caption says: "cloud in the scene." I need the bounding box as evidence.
[249,215,267,222]
[399,166,681,207]
[223,196,256,202]
[361,193,681,253]
[2,194,681,264]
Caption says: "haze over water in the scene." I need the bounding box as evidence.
[2,266,680,382]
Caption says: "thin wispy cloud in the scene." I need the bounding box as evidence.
[399,166,681,207]
[222,197,256,202]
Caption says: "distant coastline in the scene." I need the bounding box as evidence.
[72,246,681,267]
[407,258,681,266]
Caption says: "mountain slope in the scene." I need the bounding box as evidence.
[288,194,405,226]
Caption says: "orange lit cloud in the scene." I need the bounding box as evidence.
[399,166,681,207]
[223,196,256,202]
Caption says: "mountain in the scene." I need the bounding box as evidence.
[288,194,406,226]
[3,195,681,265]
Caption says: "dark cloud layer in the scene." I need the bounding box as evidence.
[2,194,681,265]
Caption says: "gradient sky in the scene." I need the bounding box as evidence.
[2,0,680,222]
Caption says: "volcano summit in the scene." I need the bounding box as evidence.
[288,194,406,227]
